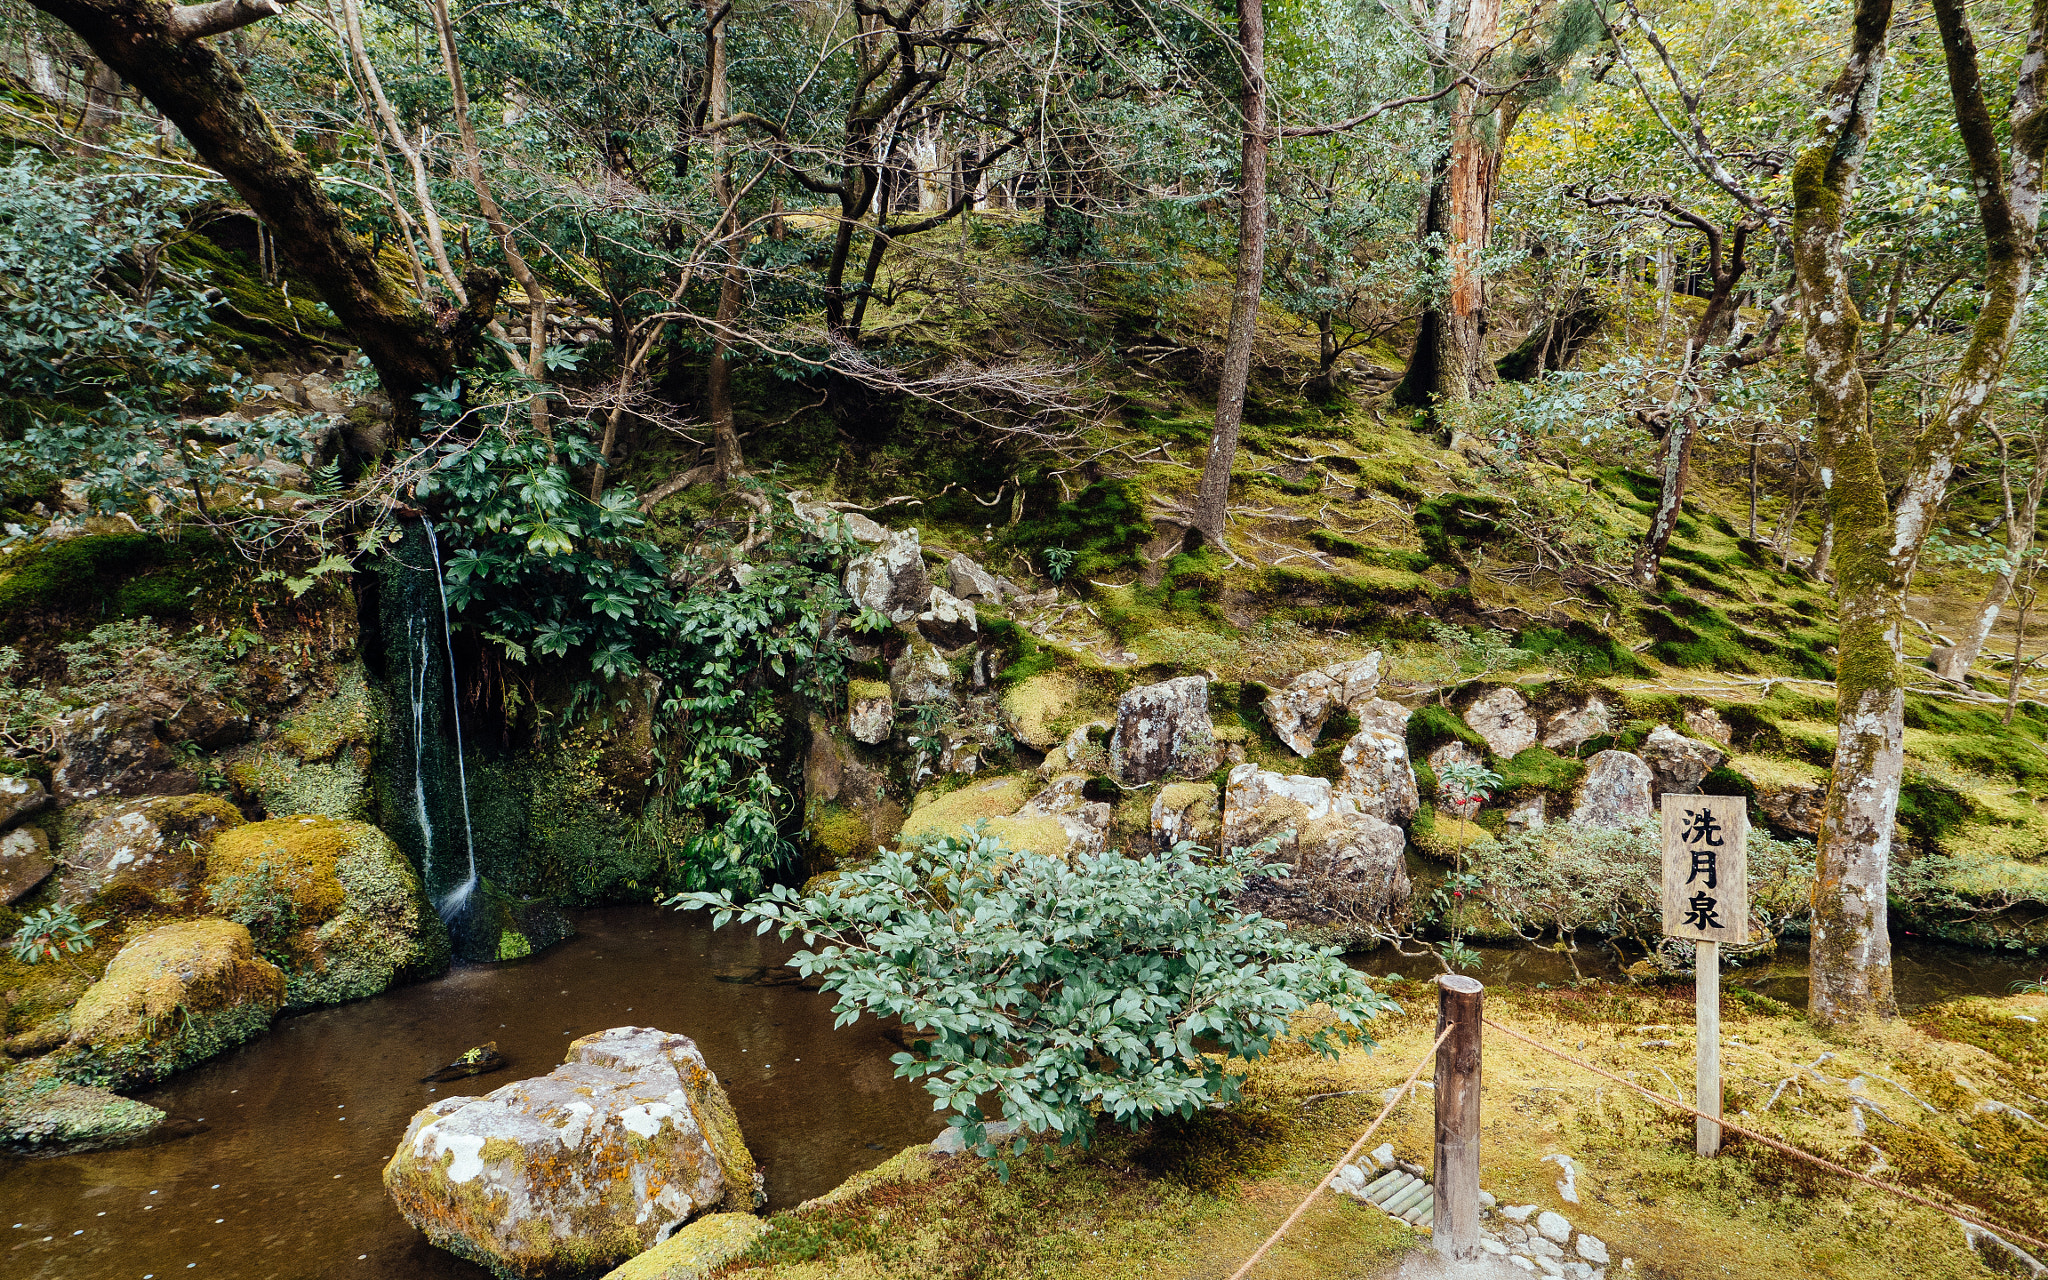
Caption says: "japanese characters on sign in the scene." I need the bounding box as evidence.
[1660,794,1749,945]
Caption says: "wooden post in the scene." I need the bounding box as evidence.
[1696,939,1720,1156]
[1433,974,1483,1261]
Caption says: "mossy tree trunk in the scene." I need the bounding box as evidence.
[1192,0,1270,551]
[30,0,482,425]
[1791,0,2048,1025]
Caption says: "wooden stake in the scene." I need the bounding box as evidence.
[1697,939,1721,1156]
[1433,974,1484,1261]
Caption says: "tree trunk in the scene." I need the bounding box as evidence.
[704,0,746,482]
[31,0,471,420]
[1190,0,1268,551]
[1438,0,1502,416]
[1791,0,2048,1025]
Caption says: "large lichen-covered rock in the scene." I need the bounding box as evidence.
[1541,698,1612,753]
[50,703,179,803]
[915,586,978,651]
[1260,655,1384,756]
[69,793,244,910]
[1220,764,1411,927]
[206,816,449,1008]
[0,1058,164,1150]
[602,1212,769,1280]
[65,918,286,1086]
[1755,779,1824,836]
[1639,724,1728,797]
[1,825,55,906]
[889,639,954,706]
[1463,686,1538,759]
[1012,774,1111,856]
[1569,750,1654,828]
[944,553,1013,605]
[1110,676,1219,785]
[1151,781,1221,850]
[1338,699,1418,824]
[383,1026,759,1280]
[844,527,930,623]
[846,681,893,746]
[0,773,49,828]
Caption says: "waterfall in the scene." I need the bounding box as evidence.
[420,519,480,919]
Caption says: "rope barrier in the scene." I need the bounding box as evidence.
[1224,1024,1454,1280]
[1481,1015,2048,1256]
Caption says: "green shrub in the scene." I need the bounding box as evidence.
[1005,479,1152,583]
[673,830,1393,1168]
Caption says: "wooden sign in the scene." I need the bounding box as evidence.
[1660,793,1750,946]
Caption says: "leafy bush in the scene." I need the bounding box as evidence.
[56,619,234,709]
[9,906,106,965]
[672,829,1393,1166]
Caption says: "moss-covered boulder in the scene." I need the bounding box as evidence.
[274,669,376,764]
[602,1213,768,1280]
[71,793,244,910]
[223,744,371,821]
[384,1026,760,1280]
[1150,780,1221,851]
[206,817,450,1007]
[0,1058,165,1150]
[64,918,285,1085]
[449,877,575,964]
[999,671,1092,750]
[898,775,1034,847]
[803,714,903,871]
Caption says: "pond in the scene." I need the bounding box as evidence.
[3,910,2040,1280]
[0,906,948,1280]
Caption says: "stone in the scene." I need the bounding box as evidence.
[1260,655,1386,756]
[602,1212,769,1280]
[50,703,179,804]
[1755,779,1824,836]
[1110,676,1219,785]
[254,371,305,405]
[1151,781,1221,851]
[384,1026,758,1280]
[160,692,253,749]
[298,372,350,415]
[890,640,954,705]
[1000,673,1090,751]
[898,775,1034,848]
[931,1117,1019,1155]
[847,681,893,745]
[422,1042,510,1084]
[1640,724,1728,796]
[1221,764,1411,925]
[1541,699,1612,753]
[0,826,55,905]
[205,817,450,1009]
[916,586,979,650]
[1509,1259,1537,1274]
[1576,1234,1610,1264]
[0,1061,165,1150]
[844,528,930,623]
[1530,1236,1565,1258]
[1338,700,1419,824]
[803,715,904,869]
[1428,740,1487,816]
[1536,1257,1565,1277]
[72,793,245,910]
[1536,1211,1573,1244]
[945,553,1006,603]
[1504,795,1546,833]
[1683,707,1733,746]
[1503,1205,1537,1223]
[1015,774,1112,856]
[66,918,286,1086]
[1569,751,1653,828]
[0,774,49,829]
[1466,686,1538,758]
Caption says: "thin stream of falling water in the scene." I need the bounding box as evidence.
[408,614,435,880]
[421,518,479,918]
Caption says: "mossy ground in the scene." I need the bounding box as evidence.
[714,985,2048,1280]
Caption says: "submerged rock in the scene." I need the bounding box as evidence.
[66,918,286,1086]
[384,1025,759,1280]
[422,1041,510,1084]
[205,816,450,1007]
[0,1060,164,1150]
[1110,675,1219,785]
[1569,750,1654,828]
[72,793,245,910]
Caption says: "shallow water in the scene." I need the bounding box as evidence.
[2,912,2040,1280]
[0,907,948,1280]
[1351,932,2046,1009]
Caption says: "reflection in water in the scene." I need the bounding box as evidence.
[0,907,947,1280]
[1350,932,2045,1009]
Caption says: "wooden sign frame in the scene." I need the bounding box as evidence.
[1660,793,1750,946]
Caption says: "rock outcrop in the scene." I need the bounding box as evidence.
[944,553,1014,605]
[1640,724,1728,796]
[1568,750,1654,828]
[1110,676,1219,785]
[0,774,49,828]
[384,1026,758,1280]
[847,681,893,745]
[1338,700,1418,824]
[1426,740,1486,816]
[1463,686,1538,758]
[0,826,54,905]
[1541,698,1611,753]
[66,918,287,1085]
[804,714,906,869]
[1151,781,1221,850]
[844,527,929,623]
[890,640,954,705]
[70,793,244,910]
[205,816,449,1008]
[1013,774,1111,856]
[1683,706,1733,746]
[1221,764,1411,927]
[50,703,180,803]
[1260,654,1384,756]
[1754,778,1825,836]
[915,586,978,651]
